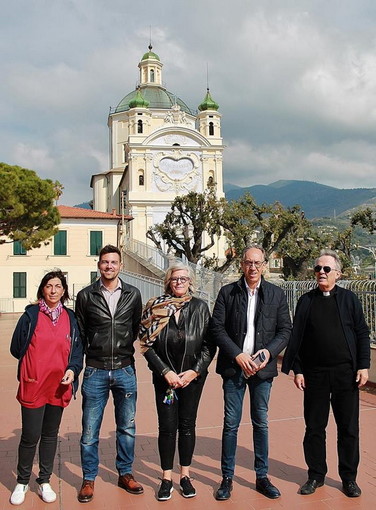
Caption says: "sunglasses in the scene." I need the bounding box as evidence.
[314,265,334,273]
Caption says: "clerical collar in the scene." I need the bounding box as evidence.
[318,287,336,297]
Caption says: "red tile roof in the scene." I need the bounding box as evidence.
[58,205,132,220]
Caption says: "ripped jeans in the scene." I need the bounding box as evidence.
[80,365,137,479]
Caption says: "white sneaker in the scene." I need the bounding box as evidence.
[10,484,29,505]
[38,483,57,503]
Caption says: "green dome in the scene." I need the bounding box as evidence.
[115,85,194,115]
[198,89,219,111]
[128,88,149,108]
[141,50,160,61]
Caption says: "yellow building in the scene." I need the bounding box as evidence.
[91,45,225,260]
[0,206,125,313]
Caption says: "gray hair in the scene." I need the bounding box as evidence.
[241,244,267,261]
[315,249,342,271]
[164,260,195,294]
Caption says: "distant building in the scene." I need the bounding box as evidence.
[0,205,126,313]
[91,45,225,260]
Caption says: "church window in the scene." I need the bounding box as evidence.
[209,122,214,136]
[137,119,143,133]
[150,69,155,82]
[139,175,144,186]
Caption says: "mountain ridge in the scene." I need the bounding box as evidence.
[224,180,376,219]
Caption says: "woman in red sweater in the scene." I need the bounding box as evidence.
[10,270,83,505]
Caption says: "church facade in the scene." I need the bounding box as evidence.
[91,45,225,260]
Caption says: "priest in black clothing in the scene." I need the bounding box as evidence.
[282,249,370,499]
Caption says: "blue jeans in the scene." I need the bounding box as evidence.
[222,369,272,478]
[80,365,137,480]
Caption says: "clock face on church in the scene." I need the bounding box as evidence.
[153,151,202,193]
[159,157,193,179]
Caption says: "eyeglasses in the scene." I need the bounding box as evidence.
[314,265,335,273]
[242,260,264,269]
[170,277,189,284]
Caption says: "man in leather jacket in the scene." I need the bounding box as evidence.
[75,245,143,503]
[211,245,291,501]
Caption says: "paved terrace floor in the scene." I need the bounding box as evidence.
[1,313,375,510]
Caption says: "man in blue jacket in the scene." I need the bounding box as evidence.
[282,249,370,498]
[211,245,291,500]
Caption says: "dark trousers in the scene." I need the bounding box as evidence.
[17,404,64,485]
[154,376,206,470]
[303,364,359,482]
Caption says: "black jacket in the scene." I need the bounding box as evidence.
[144,296,215,380]
[211,276,291,379]
[10,304,83,395]
[75,278,142,370]
[281,285,371,375]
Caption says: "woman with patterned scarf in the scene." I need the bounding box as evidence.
[9,270,83,506]
[140,261,215,501]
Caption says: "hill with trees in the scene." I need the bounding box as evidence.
[225,180,376,219]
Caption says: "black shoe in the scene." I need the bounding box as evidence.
[180,476,196,498]
[256,477,281,499]
[300,479,324,495]
[342,480,361,498]
[157,479,173,501]
[215,476,233,500]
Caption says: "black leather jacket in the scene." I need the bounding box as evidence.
[211,276,291,380]
[75,278,142,370]
[143,296,215,380]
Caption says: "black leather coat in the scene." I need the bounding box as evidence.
[143,296,215,379]
[75,278,142,370]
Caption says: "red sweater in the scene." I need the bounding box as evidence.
[17,310,72,408]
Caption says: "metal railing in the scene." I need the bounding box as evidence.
[124,238,170,272]
[123,238,225,308]
[121,270,214,308]
[0,298,14,313]
[277,280,376,342]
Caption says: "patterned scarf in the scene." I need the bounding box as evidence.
[39,299,63,326]
[139,294,192,354]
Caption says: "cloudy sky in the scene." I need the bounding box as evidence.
[2,0,376,206]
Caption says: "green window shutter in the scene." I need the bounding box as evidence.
[90,231,102,256]
[13,241,26,255]
[54,230,67,255]
[13,272,27,298]
[90,271,98,283]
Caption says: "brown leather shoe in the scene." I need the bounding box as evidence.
[78,480,94,503]
[118,473,144,494]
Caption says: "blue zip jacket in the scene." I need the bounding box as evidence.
[10,304,84,397]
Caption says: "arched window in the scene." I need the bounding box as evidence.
[209,122,214,136]
[150,69,155,82]
[139,174,144,186]
[137,119,143,133]
[207,176,214,186]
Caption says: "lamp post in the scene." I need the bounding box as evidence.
[356,245,376,278]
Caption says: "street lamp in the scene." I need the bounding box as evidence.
[355,245,376,278]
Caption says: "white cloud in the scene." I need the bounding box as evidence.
[1,0,376,207]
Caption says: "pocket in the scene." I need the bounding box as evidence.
[122,365,135,377]
[83,366,97,379]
